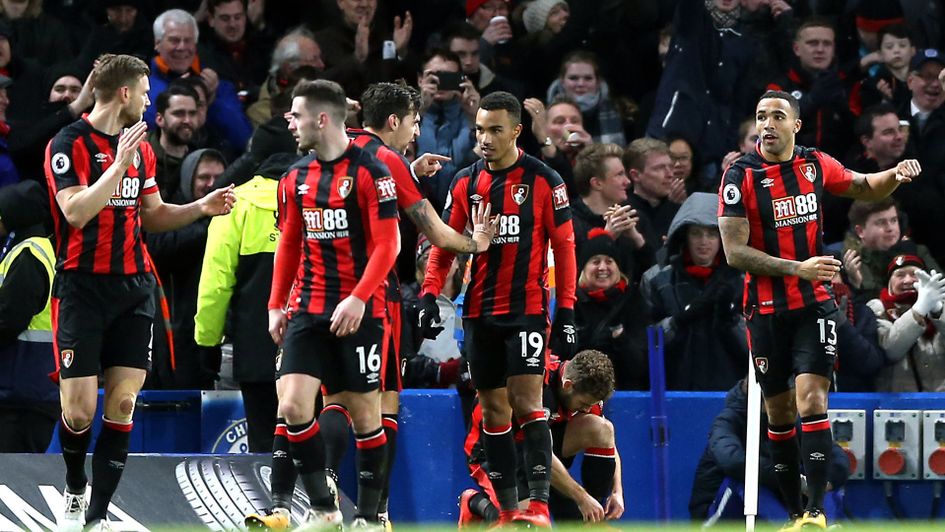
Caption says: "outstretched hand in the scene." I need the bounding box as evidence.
[200,184,236,216]
[470,201,499,252]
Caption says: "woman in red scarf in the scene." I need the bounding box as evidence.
[867,254,945,391]
[574,228,648,390]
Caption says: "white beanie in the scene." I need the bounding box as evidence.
[523,0,568,34]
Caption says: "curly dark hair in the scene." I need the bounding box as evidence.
[566,350,616,402]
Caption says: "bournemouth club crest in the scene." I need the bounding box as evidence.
[511,184,529,205]
[61,349,74,369]
[337,177,353,199]
[755,357,768,374]
[801,163,816,183]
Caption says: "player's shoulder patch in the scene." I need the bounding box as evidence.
[51,152,71,175]
[722,183,741,205]
[375,174,398,202]
[552,182,569,210]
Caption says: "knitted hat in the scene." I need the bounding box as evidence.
[466,0,508,18]
[579,228,619,269]
[886,254,925,279]
[855,0,904,32]
[523,0,568,34]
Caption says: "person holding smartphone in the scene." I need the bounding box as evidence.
[416,49,481,213]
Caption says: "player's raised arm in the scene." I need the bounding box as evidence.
[404,199,498,254]
[838,159,922,200]
[421,173,472,298]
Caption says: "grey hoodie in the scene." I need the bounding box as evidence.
[664,192,720,261]
[178,148,225,203]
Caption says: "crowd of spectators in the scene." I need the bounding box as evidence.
[6,0,945,435]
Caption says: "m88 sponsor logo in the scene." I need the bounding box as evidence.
[303,207,350,240]
[772,193,818,228]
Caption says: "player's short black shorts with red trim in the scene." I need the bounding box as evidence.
[278,313,385,395]
[381,298,403,392]
[746,299,839,396]
[52,270,156,379]
[464,314,548,390]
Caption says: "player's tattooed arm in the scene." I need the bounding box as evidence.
[840,159,922,200]
[406,200,498,254]
[718,216,801,278]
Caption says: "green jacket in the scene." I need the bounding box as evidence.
[195,176,280,382]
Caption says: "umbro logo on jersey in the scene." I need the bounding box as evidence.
[761,178,774,188]
[470,194,483,203]
[95,153,110,164]
[298,184,310,195]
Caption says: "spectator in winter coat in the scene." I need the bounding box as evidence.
[868,254,945,391]
[546,51,627,146]
[689,379,850,521]
[145,9,253,152]
[574,228,648,390]
[641,193,746,391]
[146,149,227,390]
[766,19,858,158]
[647,0,764,164]
[842,198,940,300]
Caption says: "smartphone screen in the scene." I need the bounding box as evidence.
[435,71,463,92]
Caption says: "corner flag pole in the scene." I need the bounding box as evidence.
[745,352,762,531]
[647,326,670,521]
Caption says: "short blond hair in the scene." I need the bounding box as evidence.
[623,137,669,172]
[94,54,150,102]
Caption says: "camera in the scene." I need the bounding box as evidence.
[434,71,464,92]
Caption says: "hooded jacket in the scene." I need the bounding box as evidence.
[689,381,851,519]
[145,149,220,388]
[641,193,746,391]
[195,153,294,383]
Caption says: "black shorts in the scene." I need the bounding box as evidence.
[52,271,156,379]
[278,313,385,395]
[746,300,839,396]
[381,298,403,392]
[464,315,548,390]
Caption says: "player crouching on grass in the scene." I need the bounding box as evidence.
[459,350,624,526]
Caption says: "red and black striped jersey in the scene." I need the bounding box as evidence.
[422,150,577,318]
[269,143,400,320]
[348,128,428,304]
[718,145,853,315]
[348,129,426,212]
[44,117,159,275]
[464,357,604,458]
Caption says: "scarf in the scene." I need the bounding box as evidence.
[832,281,855,325]
[154,55,202,77]
[706,0,741,29]
[683,249,720,282]
[584,278,627,302]
[880,288,936,339]
[572,91,601,113]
